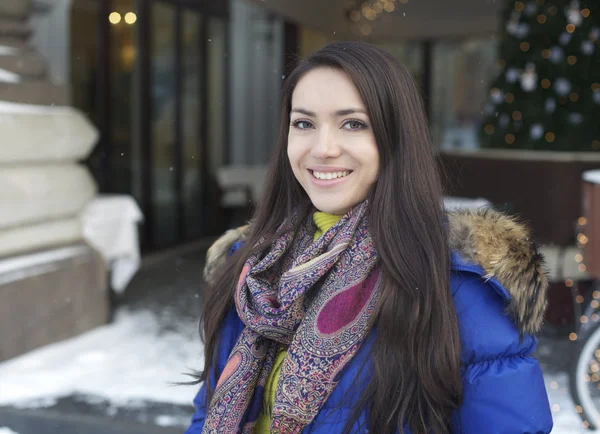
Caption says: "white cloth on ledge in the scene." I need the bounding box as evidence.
[81,195,143,293]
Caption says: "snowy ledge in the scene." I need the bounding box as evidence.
[583,170,600,185]
[440,148,600,162]
[0,100,72,114]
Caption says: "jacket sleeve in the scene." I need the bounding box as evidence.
[451,274,553,434]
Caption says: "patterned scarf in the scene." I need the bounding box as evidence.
[202,201,382,433]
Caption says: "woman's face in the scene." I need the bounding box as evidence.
[287,67,380,215]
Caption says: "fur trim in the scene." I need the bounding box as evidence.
[204,209,549,335]
[447,209,548,335]
[203,224,250,285]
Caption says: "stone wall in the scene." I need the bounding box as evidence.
[0,0,108,361]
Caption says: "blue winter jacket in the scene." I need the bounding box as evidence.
[185,210,553,433]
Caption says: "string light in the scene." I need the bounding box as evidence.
[579,264,587,272]
[566,279,574,287]
[545,132,556,142]
[505,93,515,103]
[124,12,137,24]
[505,134,516,144]
[541,79,551,89]
[576,295,584,303]
[581,315,589,323]
[536,0,545,5]
[568,55,578,65]
[109,12,121,24]
[593,290,600,299]
[578,233,589,244]
[548,6,558,15]
[576,405,583,414]
[582,8,590,18]
[579,217,588,226]
[551,381,559,389]
[567,23,576,33]
[520,42,530,52]
[485,124,495,135]
[537,14,547,24]
[352,0,400,23]
[594,313,600,321]
[570,332,578,341]
[515,1,525,11]
[570,92,579,102]
[552,404,560,412]
[512,111,522,121]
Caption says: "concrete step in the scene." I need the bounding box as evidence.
[0,19,31,40]
[0,0,32,19]
[0,50,47,78]
[0,80,68,105]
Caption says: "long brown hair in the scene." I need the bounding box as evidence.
[197,41,462,434]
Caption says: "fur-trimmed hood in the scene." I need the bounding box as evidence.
[203,209,548,336]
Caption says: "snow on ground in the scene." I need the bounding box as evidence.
[545,372,598,433]
[0,428,20,434]
[0,309,203,409]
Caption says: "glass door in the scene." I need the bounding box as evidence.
[150,1,177,246]
[76,0,228,250]
[146,1,227,248]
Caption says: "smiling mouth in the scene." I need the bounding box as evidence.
[309,170,352,180]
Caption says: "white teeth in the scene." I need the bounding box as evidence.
[312,170,350,180]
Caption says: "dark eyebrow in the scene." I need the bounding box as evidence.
[291,107,367,117]
[332,108,367,116]
[291,108,316,117]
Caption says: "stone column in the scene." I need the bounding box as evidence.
[0,0,67,105]
[0,0,108,361]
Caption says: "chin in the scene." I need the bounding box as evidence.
[311,199,351,215]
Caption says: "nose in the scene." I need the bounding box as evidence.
[311,127,341,159]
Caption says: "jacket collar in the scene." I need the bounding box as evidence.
[203,209,549,336]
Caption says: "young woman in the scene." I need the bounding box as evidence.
[185,41,553,433]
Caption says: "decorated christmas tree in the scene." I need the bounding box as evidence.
[480,0,600,151]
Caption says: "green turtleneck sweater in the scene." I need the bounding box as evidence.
[255,212,342,432]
